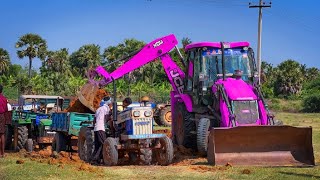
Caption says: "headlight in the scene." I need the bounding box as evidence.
[144,111,152,117]
[133,111,140,117]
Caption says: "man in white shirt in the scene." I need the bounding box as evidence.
[91,96,112,164]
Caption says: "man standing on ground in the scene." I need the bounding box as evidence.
[91,96,112,164]
[0,85,8,158]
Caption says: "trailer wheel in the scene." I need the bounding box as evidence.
[78,127,87,161]
[159,106,172,127]
[5,125,13,150]
[103,137,118,166]
[197,118,210,156]
[54,132,67,153]
[173,103,196,149]
[85,127,94,161]
[154,136,173,165]
[140,148,152,165]
[16,126,28,151]
[26,138,33,152]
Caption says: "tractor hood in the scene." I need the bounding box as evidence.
[215,78,257,100]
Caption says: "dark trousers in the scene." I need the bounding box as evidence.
[92,130,106,162]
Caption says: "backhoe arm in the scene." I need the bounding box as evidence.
[95,34,179,85]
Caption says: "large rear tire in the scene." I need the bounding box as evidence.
[159,106,172,127]
[16,126,28,151]
[154,136,173,165]
[5,125,13,150]
[197,118,210,156]
[78,127,94,162]
[173,103,196,149]
[103,137,118,166]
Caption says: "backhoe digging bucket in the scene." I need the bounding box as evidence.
[77,82,100,112]
[207,126,315,166]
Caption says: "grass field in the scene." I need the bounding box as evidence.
[0,112,319,180]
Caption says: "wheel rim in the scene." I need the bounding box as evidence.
[175,112,184,145]
[165,111,172,124]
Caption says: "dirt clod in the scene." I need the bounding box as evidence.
[16,159,24,164]
[225,162,232,167]
[241,169,251,174]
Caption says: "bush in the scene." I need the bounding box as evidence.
[302,93,320,113]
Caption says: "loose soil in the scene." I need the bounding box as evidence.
[66,88,109,113]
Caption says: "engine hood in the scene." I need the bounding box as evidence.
[215,78,257,100]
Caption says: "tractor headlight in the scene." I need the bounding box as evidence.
[133,111,140,117]
[144,111,152,117]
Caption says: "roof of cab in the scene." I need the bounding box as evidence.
[185,42,250,51]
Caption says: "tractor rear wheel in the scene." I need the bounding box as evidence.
[154,136,173,165]
[159,106,172,127]
[78,127,94,162]
[5,125,13,150]
[197,118,210,156]
[16,126,28,151]
[173,103,196,149]
[103,137,118,166]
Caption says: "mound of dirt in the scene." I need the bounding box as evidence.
[66,88,109,113]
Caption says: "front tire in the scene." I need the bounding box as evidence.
[26,138,33,152]
[197,118,210,156]
[154,136,173,165]
[103,138,118,166]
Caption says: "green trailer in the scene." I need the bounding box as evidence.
[51,112,94,152]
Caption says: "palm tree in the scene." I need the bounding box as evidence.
[15,33,47,78]
[182,37,192,49]
[69,44,101,77]
[0,48,10,74]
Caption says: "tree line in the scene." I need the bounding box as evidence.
[0,33,319,111]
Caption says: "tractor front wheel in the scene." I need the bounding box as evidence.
[154,136,173,165]
[103,137,118,166]
[197,118,210,156]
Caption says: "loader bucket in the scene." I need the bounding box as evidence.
[207,126,315,166]
[77,82,100,112]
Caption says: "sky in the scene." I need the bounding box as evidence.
[0,0,319,70]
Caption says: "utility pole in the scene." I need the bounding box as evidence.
[249,0,271,84]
